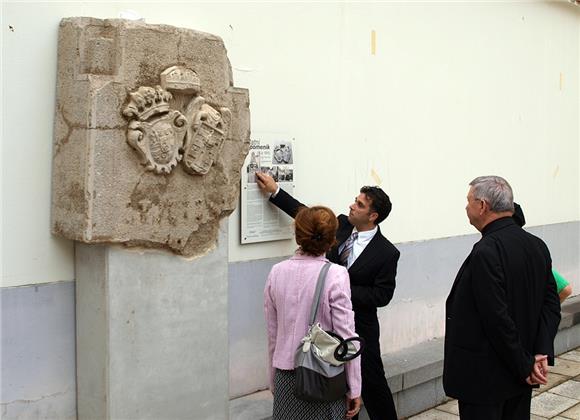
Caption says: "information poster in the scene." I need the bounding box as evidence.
[240,137,295,244]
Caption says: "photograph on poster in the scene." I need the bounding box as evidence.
[240,138,295,244]
[272,141,293,164]
[246,151,261,183]
[252,165,294,183]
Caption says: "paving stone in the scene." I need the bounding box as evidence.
[531,392,578,418]
[549,380,580,401]
[436,399,459,415]
[408,408,459,419]
[559,401,580,419]
[552,417,572,420]
[551,359,580,377]
[538,372,570,393]
[230,390,272,420]
[531,416,549,420]
[559,350,580,363]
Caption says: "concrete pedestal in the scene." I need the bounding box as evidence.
[75,223,228,420]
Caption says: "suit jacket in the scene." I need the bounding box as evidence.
[270,189,400,329]
[443,217,561,404]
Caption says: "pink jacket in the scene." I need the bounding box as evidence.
[264,253,362,399]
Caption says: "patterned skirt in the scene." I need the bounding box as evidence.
[273,369,346,420]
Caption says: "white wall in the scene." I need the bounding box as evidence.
[227,1,580,262]
[2,2,579,286]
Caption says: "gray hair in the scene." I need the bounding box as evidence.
[469,176,514,213]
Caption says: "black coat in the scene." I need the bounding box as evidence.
[443,217,561,404]
[269,189,400,326]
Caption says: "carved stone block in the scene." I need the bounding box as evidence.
[51,18,250,257]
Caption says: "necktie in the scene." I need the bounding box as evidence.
[339,232,358,267]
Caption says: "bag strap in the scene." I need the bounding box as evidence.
[308,262,332,325]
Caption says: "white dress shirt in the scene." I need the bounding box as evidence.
[339,226,378,268]
[271,186,377,268]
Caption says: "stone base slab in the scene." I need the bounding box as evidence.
[76,221,229,420]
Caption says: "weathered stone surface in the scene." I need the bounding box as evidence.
[531,392,578,418]
[436,399,459,416]
[408,408,458,419]
[560,350,580,363]
[549,380,580,400]
[537,372,571,394]
[552,358,580,377]
[560,402,580,419]
[51,17,250,257]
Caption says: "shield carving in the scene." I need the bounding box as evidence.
[182,105,232,175]
[127,110,187,174]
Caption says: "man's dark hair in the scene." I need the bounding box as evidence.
[360,186,392,225]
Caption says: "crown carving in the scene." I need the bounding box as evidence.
[122,86,173,121]
[161,66,201,94]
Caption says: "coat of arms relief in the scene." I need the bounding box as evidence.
[122,66,231,175]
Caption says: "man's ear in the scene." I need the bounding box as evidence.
[369,212,379,224]
[479,199,488,215]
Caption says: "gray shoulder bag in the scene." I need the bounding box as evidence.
[293,262,364,402]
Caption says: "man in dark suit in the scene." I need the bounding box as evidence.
[256,172,400,420]
[444,176,561,420]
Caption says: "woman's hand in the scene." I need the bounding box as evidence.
[346,396,361,419]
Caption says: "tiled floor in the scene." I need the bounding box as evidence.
[409,348,580,420]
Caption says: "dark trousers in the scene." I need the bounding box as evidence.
[353,318,398,420]
[458,390,532,420]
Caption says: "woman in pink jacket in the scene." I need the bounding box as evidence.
[264,206,362,419]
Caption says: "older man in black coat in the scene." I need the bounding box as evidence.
[444,176,561,420]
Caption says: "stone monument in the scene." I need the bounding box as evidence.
[52,17,250,257]
[51,17,250,419]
